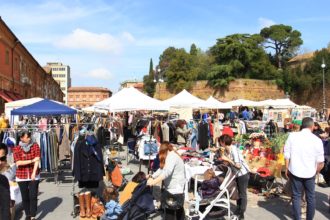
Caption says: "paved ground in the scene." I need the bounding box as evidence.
[14,150,330,220]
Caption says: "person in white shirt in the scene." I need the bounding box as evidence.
[284,117,324,220]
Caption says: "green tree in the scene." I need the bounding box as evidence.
[159,47,198,93]
[190,43,198,56]
[260,24,303,69]
[143,58,155,96]
[149,58,153,76]
[207,33,277,88]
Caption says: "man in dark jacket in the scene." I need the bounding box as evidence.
[0,173,11,220]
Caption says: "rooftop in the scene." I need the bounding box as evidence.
[68,87,112,92]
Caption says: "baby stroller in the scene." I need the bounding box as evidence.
[118,180,155,220]
[188,164,238,220]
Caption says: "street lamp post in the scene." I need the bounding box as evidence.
[321,58,326,115]
[153,67,163,99]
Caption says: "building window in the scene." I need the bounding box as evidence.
[5,50,9,65]
[15,58,18,70]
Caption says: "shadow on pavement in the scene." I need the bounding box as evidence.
[257,196,292,220]
[257,190,330,220]
[37,197,63,219]
[315,190,329,219]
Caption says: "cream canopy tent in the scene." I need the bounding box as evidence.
[225,99,261,107]
[93,87,169,112]
[205,96,232,109]
[163,89,207,108]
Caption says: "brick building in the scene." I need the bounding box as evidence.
[0,17,63,113]
[68,87,112,109]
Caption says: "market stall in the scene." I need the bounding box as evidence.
[163,89,207,121]
[225,99,261,107]
[93,87,168,112]
[260,99,316,127]
[9,99,77,177]
[81,106,109,114]
[204,96,232,109]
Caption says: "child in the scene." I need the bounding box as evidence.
[101,187,122,220]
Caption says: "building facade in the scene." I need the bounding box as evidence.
[44,62,71,104]
[0,17,63,113]
[120,80,144,91]
[68,87,112,109]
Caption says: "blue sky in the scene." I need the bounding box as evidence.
[1,0,330,92]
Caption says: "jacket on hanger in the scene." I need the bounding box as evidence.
[73,134,105,183]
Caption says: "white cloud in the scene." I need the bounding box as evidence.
[55,29,135,53]
[0,1,113,26]
[122,32,136,43]
[87,68,113,80]
[258,17,276,29]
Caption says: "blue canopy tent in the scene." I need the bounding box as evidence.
[11,99,77,116]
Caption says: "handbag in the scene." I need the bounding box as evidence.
[161,190,184,210]
[91,196,105,218]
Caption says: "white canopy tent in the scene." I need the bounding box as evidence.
[205,96,232,109]
[81,106,109,114]
[5,97,44,118]
[259,98,298,108]
[163,89,207,108]
[93,87,169,112]
[225,99,261,107]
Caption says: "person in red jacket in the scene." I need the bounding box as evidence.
[13,131,40,220]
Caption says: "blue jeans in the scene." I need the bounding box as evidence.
[290,174,315,220]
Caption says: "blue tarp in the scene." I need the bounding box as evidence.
[11,99,77,116]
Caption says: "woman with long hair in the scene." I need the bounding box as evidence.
[218,135,249,220]
[147,142,185,220]
[13,131,40,220]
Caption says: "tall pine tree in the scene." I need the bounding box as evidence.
[143,58,156,96]
[149,58,154,76]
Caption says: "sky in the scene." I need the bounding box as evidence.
[1,0,330,92]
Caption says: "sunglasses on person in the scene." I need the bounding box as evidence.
[0,156,6,162]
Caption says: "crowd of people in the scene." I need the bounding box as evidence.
[0,108,329,220]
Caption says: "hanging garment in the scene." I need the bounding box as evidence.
[73,134,105,186]
[97,126,107,147]
[198,122,209,150]
[161,123,169,142]
[58,130,70,161]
